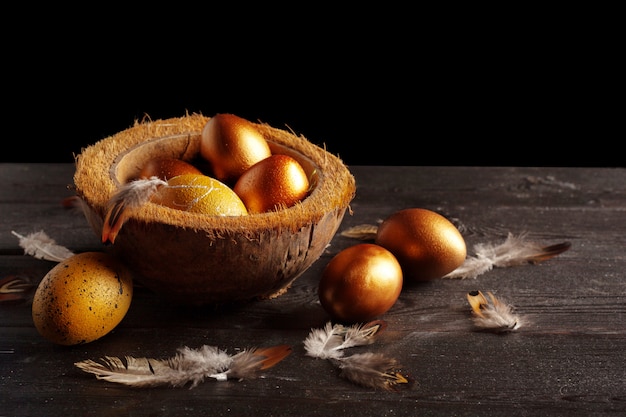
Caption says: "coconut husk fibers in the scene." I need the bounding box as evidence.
[73,113,356,304]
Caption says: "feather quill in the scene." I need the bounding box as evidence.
[11,230,74,262]
[75,344,291,389]
[466,290,522,332]
[101,177,167,244]
[444,232,571,279]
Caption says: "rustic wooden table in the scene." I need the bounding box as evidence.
[1,163,625,417]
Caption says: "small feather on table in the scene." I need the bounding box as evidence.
[11,230,74,262]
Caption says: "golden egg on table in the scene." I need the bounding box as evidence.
[200,113,272,184]
[233,154,310,214]
[375,208,466,281]
[138,157,203,180]
[31,251,133,346]
[151,173,248,215]
[318,243,403,323]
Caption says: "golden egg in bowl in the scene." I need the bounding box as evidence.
[73,113,356,305]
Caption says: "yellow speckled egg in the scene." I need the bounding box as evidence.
[151,174,248,215]
[31,252,133,345]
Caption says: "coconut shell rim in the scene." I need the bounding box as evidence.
[73,113,356,238]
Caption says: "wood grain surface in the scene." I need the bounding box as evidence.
[1,164,625,417]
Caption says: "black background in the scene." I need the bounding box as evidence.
[3,7,620,167]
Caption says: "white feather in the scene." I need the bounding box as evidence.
[11,230,74,262]
[466,291,522,332]
[332,352,409,391]
[304,321,384,360]
[445,233,570,279]
[304,322,348,359]
[75,344,290,389]
[108,177,167,211]
[303,321,411,390]
[102,177,167,244]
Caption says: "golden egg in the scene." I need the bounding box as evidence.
[138,157,202,180]
[233,154,310,214]
[200,113,272,184]
[375,208,466,281]
[31,251,133,346]
[151,173,248,215]
[318,243,403,323]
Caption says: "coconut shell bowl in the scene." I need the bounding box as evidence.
[73,114,356,305]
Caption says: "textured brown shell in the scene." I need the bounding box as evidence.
[73,113,356,304]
